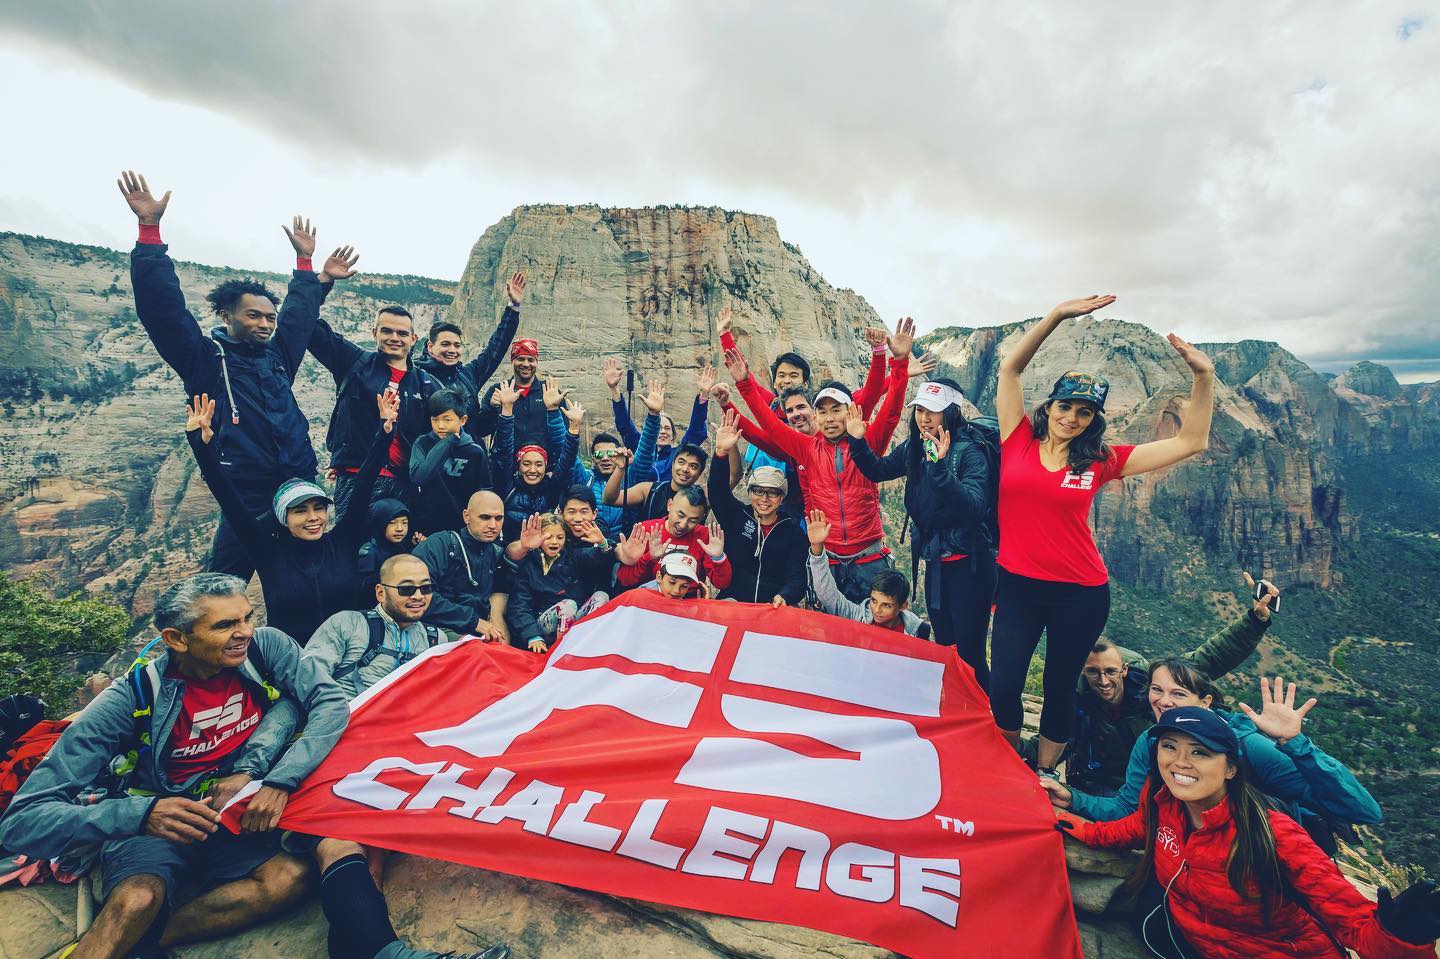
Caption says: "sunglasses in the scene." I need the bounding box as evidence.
[593,449,620,460]
[381,583,434,597]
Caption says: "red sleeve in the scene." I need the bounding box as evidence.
[706,555,733,590]
[1071,807,1146,849]
[137,224,162,245]
[867,356,910,452]
[726,403,785,460]
[618,554,656,587]
[1271,813,1434,959]
[736,375,808,461]
[720,330,737,352]
[720,334,776,408]
[1100,445,1136,484]
[851,347,889,417]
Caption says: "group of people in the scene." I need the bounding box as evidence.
[0,172,1436,959]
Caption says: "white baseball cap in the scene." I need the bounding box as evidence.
[659,551,701,583]
[909,381,965,413]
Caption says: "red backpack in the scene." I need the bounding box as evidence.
[0,720,72,815]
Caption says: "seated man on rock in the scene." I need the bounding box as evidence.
[0,572,349,959]
[300,553,508,959]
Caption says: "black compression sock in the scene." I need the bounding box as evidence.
[320,854,399,959]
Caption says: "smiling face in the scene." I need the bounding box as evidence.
[162,593,255,672]
[657,415,675,448]
[511,353,537,384]
[376,556,432,624]
[1045,399,1098,442]
[1156,732,1234,808]
[783,394,817,435]
[561,498,596,539]
[383,514,410,545]
[373,313,417,363]
[772,361,807,392]
[518,450,548,485]
[815,397,848,440]
[671,452,704,487]
[592,441,620,476]
[1083,646,1129,705]
[427,330,464,366]
[285,498,329,541]
[1148,665,1214,722]
[225,293,280,345]
[748,484,783,521]
[913,407,945,437]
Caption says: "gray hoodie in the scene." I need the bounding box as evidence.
[807,551,928,637]
[0,627,348,862]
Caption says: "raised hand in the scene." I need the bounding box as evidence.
[603,357,624,399]
[696,365,717,401]
[716,306,732,336]
[888,317,916,360]
[932,425,951,459]
[806,509,831,552]
[642,378,666,415]
[715,409,741,456]
[702,519,726,559]
[611,445,633,468]
[908,351,939,380]
[722,346,750,383]
[1236,676,1317,746]
[563,399,587,431]
[1049,295,1116,322]
[319,245,360,282]
[615,523,647,565]
[186,394,217,444]
[1377,879,1440,946]
[117,170,171,225]
[863,326,888,350]
[577,520,608,546]
[506,270,527,307]
[1166,333,1215,377]
[647,527,667,561]
[518,513,545,552]
[543,379,565,411]
[843,403,867,439]
[494,378,520,412]
[1242,572,1280,621]
[282,215,317,259]
[377,390,400,433]
[709,381,732,407]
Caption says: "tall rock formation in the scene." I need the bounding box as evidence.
[446,206,878,421]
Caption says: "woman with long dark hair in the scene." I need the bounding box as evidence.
[1044,667,1380,830]
[989,295,1216,778]
[1058,706,1439,959]
[845,377,996,686]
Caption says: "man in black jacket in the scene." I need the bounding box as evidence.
[474,337,549,451]
[412,490,513,641]
[707,414,808,606]
[308,305,438,521]
[118,170,360,580]
[415,272,526,420]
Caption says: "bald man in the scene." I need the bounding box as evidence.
[412,490,512,640]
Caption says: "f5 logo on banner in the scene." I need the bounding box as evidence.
[264,591,1081,959]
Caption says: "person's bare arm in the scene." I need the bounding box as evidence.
[996,295,1115,440]
[1119,335,1215,476]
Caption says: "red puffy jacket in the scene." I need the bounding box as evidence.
[1074,786,1431,959]
[734,356,907,556]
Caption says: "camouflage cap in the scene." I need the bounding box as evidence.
[1047,371,1110,411]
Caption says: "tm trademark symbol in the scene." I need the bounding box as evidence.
[934,815,975,837]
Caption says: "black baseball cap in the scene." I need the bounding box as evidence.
[1148,706,1238,755]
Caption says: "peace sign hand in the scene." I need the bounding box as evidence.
[1237,676,1316,746]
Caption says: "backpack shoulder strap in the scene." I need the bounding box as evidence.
[238,637,281,704]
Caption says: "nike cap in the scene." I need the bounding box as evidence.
[1148,706,1239,756]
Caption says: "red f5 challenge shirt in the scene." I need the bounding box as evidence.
[166,669,264,784]
[996,417,1134,586]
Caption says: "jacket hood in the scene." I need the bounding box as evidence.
[367,498,411,548]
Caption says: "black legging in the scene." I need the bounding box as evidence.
[989,567,1110,742]
[924,553,997,691]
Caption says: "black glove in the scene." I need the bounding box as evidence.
[1055,818,1075,832]
[1377,879,1440,945]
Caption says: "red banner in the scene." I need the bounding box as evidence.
[258,590,1081,958]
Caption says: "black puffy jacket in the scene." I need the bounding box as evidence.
[848,431,992,562]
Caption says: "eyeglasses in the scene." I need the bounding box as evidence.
[748,487,784,498]
[1083,667,1123,680]
[381,583,434,597]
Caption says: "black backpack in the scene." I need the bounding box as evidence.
[332,609,444,682]
[959,415,1002,551]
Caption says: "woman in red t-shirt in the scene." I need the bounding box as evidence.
[989,295,1215,778]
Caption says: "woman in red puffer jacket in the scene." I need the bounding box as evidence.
[1059,706,1439,959]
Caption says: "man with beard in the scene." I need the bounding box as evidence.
[474,337,549,453]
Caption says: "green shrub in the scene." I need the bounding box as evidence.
[0,575,130,716]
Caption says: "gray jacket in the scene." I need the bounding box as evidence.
[305,606,442,700]
[0,627,348,862]
[807,552,927,637]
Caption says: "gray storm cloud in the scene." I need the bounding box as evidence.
[1,0,1437,370]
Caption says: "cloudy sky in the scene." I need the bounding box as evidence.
[2,1,1437,380]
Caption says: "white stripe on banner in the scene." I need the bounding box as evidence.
[729,631,943,717]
